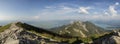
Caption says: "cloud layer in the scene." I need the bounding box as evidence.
[0,1,120,22]
[32,2,120,21]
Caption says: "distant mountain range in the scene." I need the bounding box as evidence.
[0,21,120,44]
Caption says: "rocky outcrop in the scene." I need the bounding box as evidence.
[93,31,120,44]
[0,22,59,44]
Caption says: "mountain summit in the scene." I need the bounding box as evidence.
[51,21,105,38]
[50,21,107,43]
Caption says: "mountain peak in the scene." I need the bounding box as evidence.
[11,21,23,26]
[52,21,106,38]
[12,21,23,24]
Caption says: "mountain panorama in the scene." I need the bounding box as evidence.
[0,21,120,44]
[1,0,120,44]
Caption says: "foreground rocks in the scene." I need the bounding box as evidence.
[93,30,120,44]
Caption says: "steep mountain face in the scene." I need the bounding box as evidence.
[0,22,79,44]
[93,30,120,44]
[51,21,105,38]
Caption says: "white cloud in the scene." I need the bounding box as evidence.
[91,2,120,21]
[78,7,91,14]
[87,2,120,21]
[115,2,119,5]
[109,6,117,16]
[109,2,119,16]
[33,6,78,20]
[104,12,109,15]
[33,3,120,21]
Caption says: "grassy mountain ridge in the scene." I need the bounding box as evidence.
[50,21,107,43]
[51,21,106,37]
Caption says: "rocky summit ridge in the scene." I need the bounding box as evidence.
[0,22,61,44]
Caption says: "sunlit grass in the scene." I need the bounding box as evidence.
[0,23,11,32]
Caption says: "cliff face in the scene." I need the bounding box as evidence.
[93,31,120,44]
[0,22,60,44]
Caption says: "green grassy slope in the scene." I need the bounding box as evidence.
[0,23,11,32]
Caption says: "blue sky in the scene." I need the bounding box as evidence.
[0,0,120,22]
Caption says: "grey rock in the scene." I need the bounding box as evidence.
[0,22,59,44]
